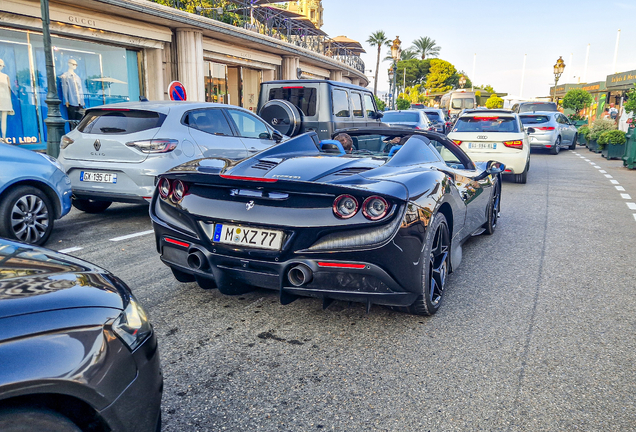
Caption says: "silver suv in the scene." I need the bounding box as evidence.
[58,101,283,212]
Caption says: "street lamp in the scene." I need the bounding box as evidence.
[552,56,566,103]
[390,36,401,109]
[39,0,66,157]
[388,67,394,109]
[459,75,466,89]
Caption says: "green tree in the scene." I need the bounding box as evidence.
[475,84,496,93]
[374,95,386,111]
[366,30,390,96]
[622,84,636,114]
[475,91,481,106]
[485,94,504,109]
[410,36,441,60]
[425,59,456,93]
[395,59,431,87]
[447,71,473,90]
[562,89,593,113]
[396,98,410,110]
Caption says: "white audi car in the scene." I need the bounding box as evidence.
[447,110,531,183]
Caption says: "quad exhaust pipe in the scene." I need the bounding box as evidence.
[288,264,313,287]
[187,251,208,271]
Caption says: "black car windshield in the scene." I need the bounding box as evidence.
[519,103,557,113]
[453,116,519,133]
[520,115,550,124]
[382,112,420,122]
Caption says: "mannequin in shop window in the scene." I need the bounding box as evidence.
[59,59,84,120]
[0,58,15,142]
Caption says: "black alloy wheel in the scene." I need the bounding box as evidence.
[483,184,501,235]
[72,198,112,213]
[0,407,81,432]
[551,136,561,155]
[0,185,54,245]
[569,133,577,150]
[403,212,451,316]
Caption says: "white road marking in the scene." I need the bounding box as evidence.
[616,186,626,191]
[110,230,155,242]
[627,203,636,210]
[584,159,590,161]
[605,174,614,178]
[633,214,636,222]
[610,180,620,185]
[621,193,632,199]
[600,170,607,173]
[593,165,601,169]
[59,246,83,254]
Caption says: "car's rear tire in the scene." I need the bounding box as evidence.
[483,183,500,235]
[569,133,577,150]
[550,136,561,155]
[514,160,529,184]
[0,185,54,245]
[0,407,81,432]
[402,212,450,316]
[72,198,112,213]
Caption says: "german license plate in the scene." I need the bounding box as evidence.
[468,142,496,150]
[80,171,117,183]
[213,224,283,250]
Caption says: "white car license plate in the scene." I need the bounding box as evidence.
[213,224,283,250]
[80,171,117,183]
[468,142,496,150]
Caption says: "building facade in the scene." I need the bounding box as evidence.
[0,0,367,150]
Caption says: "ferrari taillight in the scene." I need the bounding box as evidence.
[158,177,189,203]
[158,177,171,199]
[362,196,389,221]
[503,140,523,149]
[171,180,188,203]
[333,195,358,219]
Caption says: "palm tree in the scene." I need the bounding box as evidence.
[410,36,441,60]
[366,30,390,96]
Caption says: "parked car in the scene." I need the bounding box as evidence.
[0,143,72,245]
[150,128,505,316]
[0,239,162,431]
[519,111,577,154]
[511,101,558,113]
[382,110,432,131]
[440,90,477,118]
[421,108,449,134]
[447,109,531,183]
[57,101,284,213]
[257,80,384,140]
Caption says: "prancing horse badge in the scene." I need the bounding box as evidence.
[246,201,255,211]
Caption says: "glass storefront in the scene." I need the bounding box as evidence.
[0,28,141,150]
[204,60,262,112]
[204,61,227,104]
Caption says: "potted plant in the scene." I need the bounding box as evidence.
[587,118,617,153]
[577,125,589,145]
[599,130,627,160]
[563,89,593,127]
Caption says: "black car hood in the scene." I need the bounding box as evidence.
[0,240,127,319]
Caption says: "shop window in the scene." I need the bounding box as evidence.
[227,109,270,139]
[184,109,233,136]
[204,61,227,104]
[0,28,142,150]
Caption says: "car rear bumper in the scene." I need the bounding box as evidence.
[466,151,528,174]
[529,133,557,148]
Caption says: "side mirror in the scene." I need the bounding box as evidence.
[370,111,383,119]
[526,127,535,134]
[474,160,505,181]
[272,130,284,143]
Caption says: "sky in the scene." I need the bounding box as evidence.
[320,0,636,99]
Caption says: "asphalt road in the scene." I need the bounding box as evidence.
[48,147,636,431]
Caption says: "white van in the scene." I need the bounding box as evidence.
[440,90,477,118]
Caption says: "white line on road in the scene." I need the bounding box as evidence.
[633,214,636,222]
[605,174,614,178]
[621,193,632,199]
[616,186,626,191]
[109,230,155,242]
[610,180,620,185]
[593,165,601,169]
[59,246,83,254]
[584,159,590,161]
[600,170,607,173]
[627,203,636,210]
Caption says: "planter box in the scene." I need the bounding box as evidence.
[587,139,599,152]
[602,143,626,160]
[574,120,588,128]
[577,134,587,145]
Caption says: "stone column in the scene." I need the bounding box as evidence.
[175,29,205,101]
[143,47,164,101]
[262,69,276,82]
[350,78,360,87]
[330,70,343,82]
[281,56,300,80]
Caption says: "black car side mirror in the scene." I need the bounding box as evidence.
[370,111,384,119]
[474,160,505,181]
[526,127,535,134]
[272,130,284,143]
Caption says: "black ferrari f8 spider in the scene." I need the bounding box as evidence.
[150,128,504,315]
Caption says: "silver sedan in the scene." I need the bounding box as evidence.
[520,111,578,155]
[58,101,283,212]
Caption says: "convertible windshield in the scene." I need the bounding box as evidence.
[453,116,519,133]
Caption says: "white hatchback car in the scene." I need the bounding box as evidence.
[447,110,531,183]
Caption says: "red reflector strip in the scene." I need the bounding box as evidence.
[220,174,278,183]
[165,237,190,248]
[317,262,366,269]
